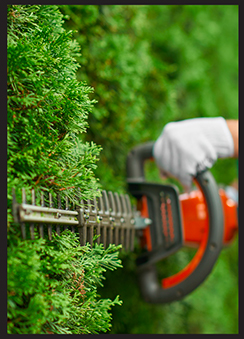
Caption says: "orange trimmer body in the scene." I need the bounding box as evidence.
[180,188,238,247]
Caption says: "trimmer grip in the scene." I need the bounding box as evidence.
[126,141,154,182]
[127,142,224,303]
[137,170,223,303]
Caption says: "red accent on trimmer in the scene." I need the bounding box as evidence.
[140,181,238,290]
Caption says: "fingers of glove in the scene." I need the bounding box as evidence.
[153,122,218,190]
[153,123,182,172]
[154,126,194,176]
[154,144,214,191]
[178,174,193,192]
[178,140,216,181]
[153,130,170,170]
[194,137,218,173]
[155,136,193,190]
[159,157,194,191]
[176,142,217,190]
[175,153,197,190]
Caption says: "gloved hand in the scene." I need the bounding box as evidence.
[153,117,234,190]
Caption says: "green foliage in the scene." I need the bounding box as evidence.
[60,5,238,191]
[7,4,101,208]
[7,5,122,334]
[7,4,238,334]
[7,229,122,334]
[60,5,153,191]
[98,238,238,334]
[60,5,238,334]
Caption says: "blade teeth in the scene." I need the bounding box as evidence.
[93,197,98,210]
[125,194,132,216]
[108,191,116,246]
[102,190,110,212]
[56,193,61,235]
[119,194,127,248]
[20,188,27,239]
[48,192,53,240]
[87,199,92,212]
[108,191,116,214]
[22,188,26,204]
[37,191,45,238]
[102,191,109,247]
[114,192,122,216]
[112,192,119,246]
[79,198,87,246]
[13,188,135,252]
[98,194,104,213]
[124,194,132,251]
[120,194,127,216]
[30,189,36,240]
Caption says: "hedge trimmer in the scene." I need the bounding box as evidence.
[12,142,238,303]
[126,142,238,303]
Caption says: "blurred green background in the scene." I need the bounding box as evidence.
[59,5,238,334]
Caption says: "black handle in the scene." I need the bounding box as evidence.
[126,142,154,182]
[126,142,224,303]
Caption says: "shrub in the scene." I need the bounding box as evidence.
[7,229,122,334]
[7,5,122,334]
[7,4,101,210]
[60,5,238,189]
[60,5,238,334]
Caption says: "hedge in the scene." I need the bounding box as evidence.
[7,4,238,334]
[7,5,123,334]
[60,5,238,334]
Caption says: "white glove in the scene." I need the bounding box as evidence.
[153,117,234,189]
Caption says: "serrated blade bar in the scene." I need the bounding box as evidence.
[12,189,136,251]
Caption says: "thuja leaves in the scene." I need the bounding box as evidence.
[7,230,123,334]
[7,5,120,335]
[7,4,101,208]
